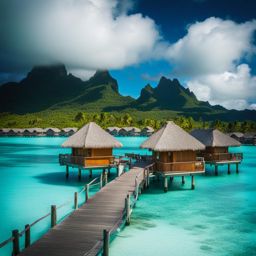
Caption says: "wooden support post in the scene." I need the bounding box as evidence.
[129,158,132,169]
[164,176,168,193]
[104,171,108,184]
[215,165,218,176]
[89,169,92,179]
[236,163,239,173]
[51,205,57,227]
[147,168,150,188]
[116,166,119,177]
[103,229,110,256]
[25,224,31,248]
[12,229,20,256]
[228,164,231,175]
[107,167,111,178]
[66,165,69,179]
[170,176,174,183]
[78,169,81,181]
[191,175,195,190]
[100,173,103,189]
[125,194,130,225]
[182,176,185,185]
[86,184,89,201]
[74,192,78,209]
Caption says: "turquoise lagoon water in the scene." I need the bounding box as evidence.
[0,137,255,256]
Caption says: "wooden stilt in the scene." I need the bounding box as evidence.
[78,169,81,181]
[228,164,231,175]
[170,176,174,183]
[164,176,168,193]
[65,165,69,179]
[191,175,195,190]
[100,174,103,189]
[74,192,78,209]
[236,163,239,173]
[182,176,185,185]
[107,167,111,178]
[89,169,92,179]
[86,184,89,201]
[125,194,130,225]
[215,165,218,176]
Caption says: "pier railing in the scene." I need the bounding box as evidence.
[59,154,116,167]
[202,152,243,162]
[0,161,153,256]
[155,158,205,173]
[0,174,107,256]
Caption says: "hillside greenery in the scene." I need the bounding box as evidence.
[1,110,255,133]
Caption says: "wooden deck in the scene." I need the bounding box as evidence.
[20,164,147,256]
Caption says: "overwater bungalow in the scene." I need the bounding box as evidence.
[141,121,205,192]
[23,128,44,136]
[191,129,243,175]
[0,128,10,136]
[106,127,121,136]
[59,122,122,179]
[7,128,24,136]
[243,132,256,145]
[228,132,244,143]
[119,127,141,136]
[44,127,61,136]
[141,126,154,136]
[60,128,78,136]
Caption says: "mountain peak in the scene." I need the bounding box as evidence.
[27,64,67,81]
[88,70,119,93]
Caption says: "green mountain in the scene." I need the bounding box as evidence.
[0,66,133,114]
[0,65,255,122]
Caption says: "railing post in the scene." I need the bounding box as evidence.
[125,194,130,225]
[65,165,69,179]
[103,229,110,256]
[74,192,78,209]
[25,224,31,248]
[86,184,89,201]
[12,229,20,256]
[100,173,103,189]
[51,205,57,228]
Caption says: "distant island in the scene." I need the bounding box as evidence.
[0,65,255,132]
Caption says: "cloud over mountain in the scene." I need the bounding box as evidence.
[0,0,161,75]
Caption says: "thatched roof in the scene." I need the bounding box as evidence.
[142,126,154,132]
[24,128,44,133]
[61,128,78,132]
[228,132,244,138]
[62,122,123,148]
[44,128,61,133]
[141,121,205,151]
[106,127,121,132]
[191,129,241,147]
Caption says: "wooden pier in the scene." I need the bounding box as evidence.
[19,164,149,256]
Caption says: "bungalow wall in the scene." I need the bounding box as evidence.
[154,150,198,172]
[71,148,113,167]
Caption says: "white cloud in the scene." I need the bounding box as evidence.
[167,17,256,76]
[187,64,256,110]
[0,0,161,74]
[166,17,256,110]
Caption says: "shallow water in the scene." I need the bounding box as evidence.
[0,137,255,256]
[110,145,256,256]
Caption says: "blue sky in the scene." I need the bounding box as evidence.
[0,0,256,110]
[111,0,256,98]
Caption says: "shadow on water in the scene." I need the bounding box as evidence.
[34,171,91,187]
[34,168,118,187]
[0,154,58,167]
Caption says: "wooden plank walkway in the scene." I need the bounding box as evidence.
[20,164,148,256]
